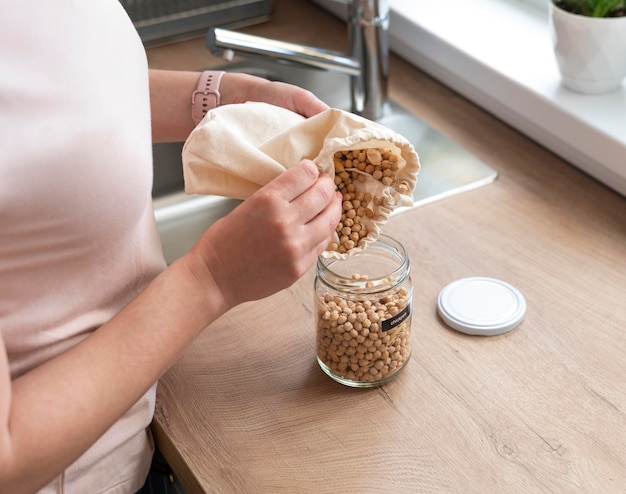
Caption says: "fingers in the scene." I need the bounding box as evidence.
[264,159,322,202]
[304,189,343,250]
[265,160,341,226]
[279,160,342,256]
[271,81,330,117]
[220,74,329,117]
[294,173,342,226]
[286,85,330,117]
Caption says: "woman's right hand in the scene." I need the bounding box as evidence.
[187,159,342,310]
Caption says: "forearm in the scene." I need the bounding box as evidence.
[0,252,228,494]
[149,69,200,143]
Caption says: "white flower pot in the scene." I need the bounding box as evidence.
[549,2,626,94]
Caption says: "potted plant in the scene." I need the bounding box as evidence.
[550,0,626,94]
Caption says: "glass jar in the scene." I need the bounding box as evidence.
[314,234,412,387]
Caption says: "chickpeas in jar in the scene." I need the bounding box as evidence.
[315,235,412,387]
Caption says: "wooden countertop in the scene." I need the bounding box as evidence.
[146,1,626,492]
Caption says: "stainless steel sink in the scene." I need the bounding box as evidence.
[153,59,497,264]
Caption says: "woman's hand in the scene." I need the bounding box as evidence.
[219,72,330,117]
[188,159,342,309]
[150,70,329,142]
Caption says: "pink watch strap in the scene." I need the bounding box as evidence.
[191,71,225,125]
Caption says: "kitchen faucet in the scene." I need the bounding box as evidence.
[204,1,499,208]
[206,0,390,120]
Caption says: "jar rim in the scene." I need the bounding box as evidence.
[316,234,410,294]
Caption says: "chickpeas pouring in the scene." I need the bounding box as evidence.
[316,144,415,386]
[326,147,410,255]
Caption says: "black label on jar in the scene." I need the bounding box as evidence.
[382,303,411,332]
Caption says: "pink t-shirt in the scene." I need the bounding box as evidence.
[0,1,167,492]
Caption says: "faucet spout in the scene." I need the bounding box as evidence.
[207,28,360,77]
[206,0,390,120]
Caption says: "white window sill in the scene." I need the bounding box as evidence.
[312,0,626,197]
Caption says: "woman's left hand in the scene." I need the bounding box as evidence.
[150,70,330,142]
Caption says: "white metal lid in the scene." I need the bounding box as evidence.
[437,277,526,336]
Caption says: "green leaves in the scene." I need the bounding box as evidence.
[557,0,626,17]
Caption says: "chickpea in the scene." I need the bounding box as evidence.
[366,148,382,165]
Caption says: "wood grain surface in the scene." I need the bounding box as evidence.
[147,1,626,492]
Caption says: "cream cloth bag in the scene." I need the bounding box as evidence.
[182,102,420,257]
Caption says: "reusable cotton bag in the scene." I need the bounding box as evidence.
[182,102,420,257]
